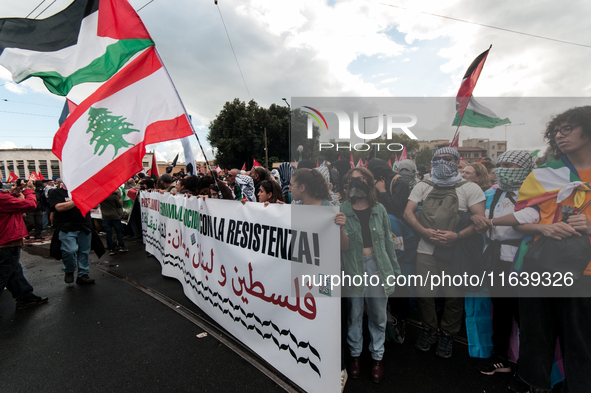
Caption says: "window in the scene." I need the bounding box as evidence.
[50,160,60,178]
[27,160,37,175]
[16,160,24,177]
[39,160,49,178]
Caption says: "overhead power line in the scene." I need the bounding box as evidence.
[216,3,252,99]
[366,0,591,49]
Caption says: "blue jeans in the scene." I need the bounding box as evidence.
[59,230,92,277]
[0,246,35,301]
[102,219,125,251]
[345,255,388,361]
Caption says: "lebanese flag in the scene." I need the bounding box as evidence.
[7,171,18,183]
[241,163,246,171]
[52,47,193,215]
[0,0,153,96]
[455,46,490,125]
[253,158,262,167]
[215,165,222,175]
[400,146,408,160]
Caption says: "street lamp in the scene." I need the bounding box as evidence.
[282,98,291,162]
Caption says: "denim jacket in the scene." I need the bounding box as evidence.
[340,201,401,296]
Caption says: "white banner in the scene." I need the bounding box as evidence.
[140,192,341,393]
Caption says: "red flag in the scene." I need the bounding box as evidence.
[215,165,222,174]
[149,152,159,179]
[338,155,341,160]
[400,146,408,160]
[456,46,491,126]
[241,163,246,171]
[253,158,261,167]
[29,172,39,181]
[316,159,319,168]
[7,171,18,183]
[356,158,363,167]
[388,159,392,168]
[450,132,459,148]
[350,154,354,168]
[37,172,45,180]
[478,157,483,162]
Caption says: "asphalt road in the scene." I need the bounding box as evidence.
[1,235,541,393]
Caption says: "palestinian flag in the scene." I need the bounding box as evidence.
[52,47,193,215]
[241,163,246,171]
[452,96,510,128]
[452,46,510,128]
[148,152,159,180]
[59,98,79,126]
[0,0,153,96]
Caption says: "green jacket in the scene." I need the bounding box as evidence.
[340,201,400,296]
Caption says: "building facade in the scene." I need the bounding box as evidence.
[0,149,154,181]
[462,138,507,160]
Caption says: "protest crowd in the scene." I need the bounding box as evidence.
[3,106,591,393]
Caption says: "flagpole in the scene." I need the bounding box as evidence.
[154,49,222,193]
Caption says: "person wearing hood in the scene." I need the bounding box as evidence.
[367,158,409,220]
[403,147,485,359]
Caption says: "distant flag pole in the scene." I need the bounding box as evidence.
[450,132,460,148]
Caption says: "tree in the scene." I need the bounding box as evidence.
[207,99,268,169]
[415,146,434,168]
[207,99,317,169]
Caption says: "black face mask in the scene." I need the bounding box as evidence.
[348,177,370,200]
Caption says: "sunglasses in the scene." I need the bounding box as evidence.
[434,156,455,162]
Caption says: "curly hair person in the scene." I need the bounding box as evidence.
[544,106,591,159]
[291,168,330,201]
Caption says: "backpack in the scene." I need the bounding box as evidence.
[415,179,467,247]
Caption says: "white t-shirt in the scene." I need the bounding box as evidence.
[486,190,539,262]
[409,181,486,255]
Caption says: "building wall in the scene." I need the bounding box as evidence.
[0,149,154,181]
[462,138,506,160]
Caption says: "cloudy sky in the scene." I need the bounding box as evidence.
[1,0,590,162]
